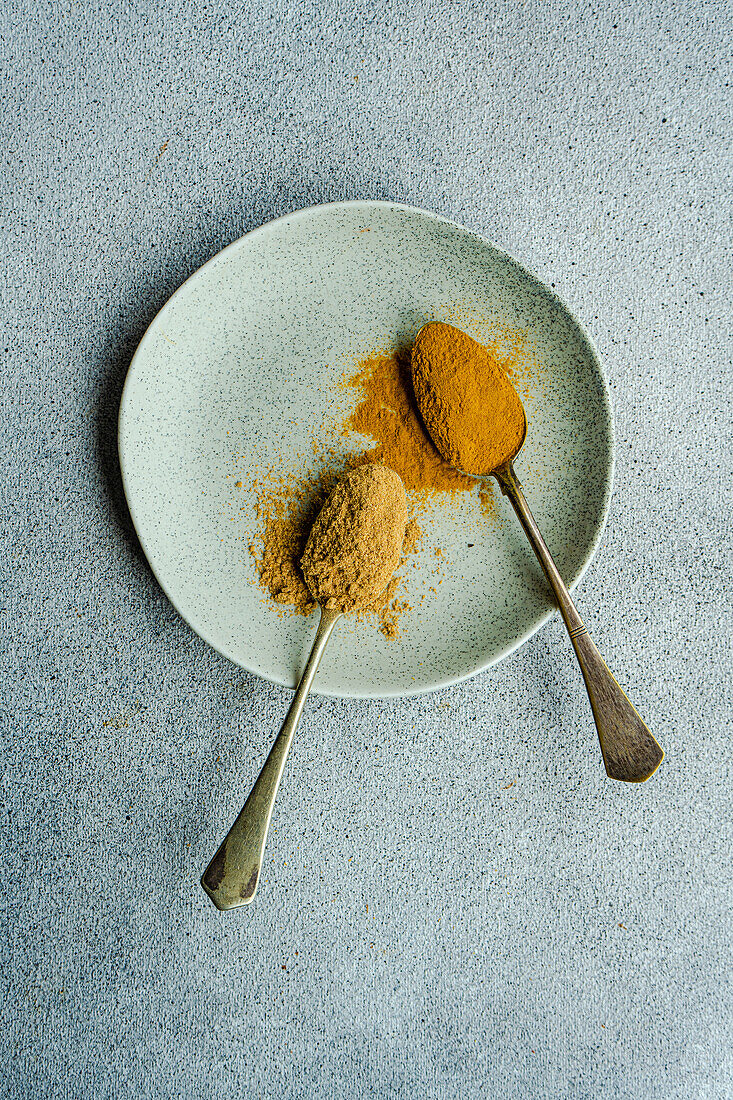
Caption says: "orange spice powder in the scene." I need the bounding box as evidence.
[344,350,474,497]
[344,348,500,521]
[248,322,530,633]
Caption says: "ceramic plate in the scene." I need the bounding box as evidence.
[119,201,613,698]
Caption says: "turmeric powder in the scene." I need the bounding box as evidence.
[411,322,526,476]
[345,351,474,496]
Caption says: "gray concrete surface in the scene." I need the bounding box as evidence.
[2,1,731,1097]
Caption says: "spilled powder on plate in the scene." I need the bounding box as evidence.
[343,350,508,523]
[243,320,532,636]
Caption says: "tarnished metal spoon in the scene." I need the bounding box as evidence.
[201,605,341,911]
[202,463,408,910]
[412,322,663,783]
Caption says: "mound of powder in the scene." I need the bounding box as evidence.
[300,463,408,612]
[412,322,526,476]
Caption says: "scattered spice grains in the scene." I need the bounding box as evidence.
[246,322,530,637]
[403,517,422,554]
[344,350,472,496]
[250,469,339,616]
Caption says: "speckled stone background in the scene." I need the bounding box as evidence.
[2,2,731,1098]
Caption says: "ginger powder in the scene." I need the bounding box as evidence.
[301,463,408,613]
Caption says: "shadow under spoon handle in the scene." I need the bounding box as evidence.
[201,606,341,910]
[495,463,663,783]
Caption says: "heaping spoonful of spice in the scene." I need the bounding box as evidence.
[412,321,663,783]
[202,462,408,909]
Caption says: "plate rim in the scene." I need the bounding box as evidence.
[118,199,615,699]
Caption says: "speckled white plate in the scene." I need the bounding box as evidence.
[119,201,613,698]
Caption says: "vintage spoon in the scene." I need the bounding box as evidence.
[201,606,341,911]
[202,463,408,910]
[412,323,663,783]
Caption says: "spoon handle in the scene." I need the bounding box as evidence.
[495,463,663,783]
[201,606,342,910]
